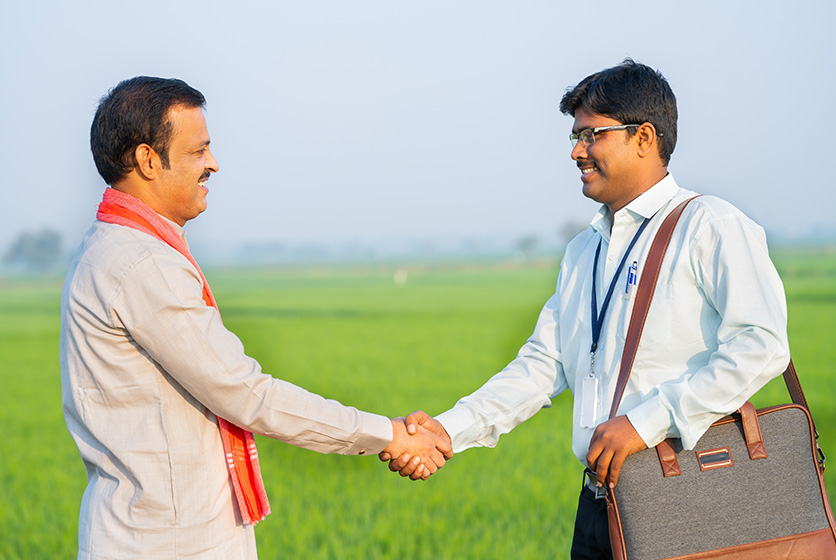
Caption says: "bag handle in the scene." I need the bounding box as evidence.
[653,402,768,476]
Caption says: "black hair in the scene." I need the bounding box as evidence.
[559,59,677,165]
[90,76,206,185]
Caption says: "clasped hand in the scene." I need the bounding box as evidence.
[380,410,453,480]
[586,415,648,488]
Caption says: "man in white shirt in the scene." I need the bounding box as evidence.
[382,60,789,559]
[60,76,452,559]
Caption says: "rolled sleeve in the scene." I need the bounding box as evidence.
[625,395,675,449]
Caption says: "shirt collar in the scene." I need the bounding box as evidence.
[590,174,679,238]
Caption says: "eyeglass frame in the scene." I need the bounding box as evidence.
[569,124,663,148]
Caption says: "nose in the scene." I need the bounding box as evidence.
[206,149,219,173]
[571,139,587,161]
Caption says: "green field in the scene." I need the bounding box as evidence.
[1,250,834,559]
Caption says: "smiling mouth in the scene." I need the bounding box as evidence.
[578,163,598,177]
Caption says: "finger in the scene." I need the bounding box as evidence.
[428,448,446,469]
[398,455,422,478]
[416,425,452,459]
[439,441,453,460]
[409,463,426,481]
[420,465,432,481]
[378,452,391,462]
[594,450,614,487]
[388,454,410,473]
[607,451,627,488]
[586,435,603,474]
[585,447,600,474]
[430,430,453,458]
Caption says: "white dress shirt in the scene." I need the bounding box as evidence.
[60,217,393,559]
[437,175,789,465]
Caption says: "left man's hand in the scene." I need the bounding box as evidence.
[586,415,647,489]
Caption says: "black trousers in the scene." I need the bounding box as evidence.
[570,483,613,560]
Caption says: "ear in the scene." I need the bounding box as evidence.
[634,122,659,159]
[133,143,161,181]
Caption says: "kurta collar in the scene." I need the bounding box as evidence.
[159,214,187,240]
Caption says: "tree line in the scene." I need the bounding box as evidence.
[2,229,65,274]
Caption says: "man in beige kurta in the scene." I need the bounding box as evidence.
[61,76,450,559]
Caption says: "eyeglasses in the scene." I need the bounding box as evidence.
[569,124,642,148]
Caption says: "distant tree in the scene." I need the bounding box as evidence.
[558,220,590,243]
[515,234,539,259]
[3,229,64,273]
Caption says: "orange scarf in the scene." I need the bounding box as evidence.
[97,187,271,525]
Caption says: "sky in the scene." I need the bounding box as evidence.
[1,0,834,263]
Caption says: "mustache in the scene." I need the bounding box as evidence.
[199,171,211,182]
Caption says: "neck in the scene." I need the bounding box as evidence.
[110,178,151,206]
[110,178,182,227]
[606,168,668,214]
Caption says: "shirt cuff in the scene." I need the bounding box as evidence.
[625,396,675,449]
[436,407,482,453]
[347,412,393,456]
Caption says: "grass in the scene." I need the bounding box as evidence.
[0,249,834,559]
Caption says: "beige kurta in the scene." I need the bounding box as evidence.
[60,218,393,559]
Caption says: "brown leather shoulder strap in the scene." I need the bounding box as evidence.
[782,360,808,408]
[608,197,698,420]
[782,360,817,437]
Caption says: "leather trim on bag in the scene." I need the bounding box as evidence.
[695,447,733,471]
[664,527,836,559]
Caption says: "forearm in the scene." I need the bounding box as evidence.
[437,339,568,452]
[628,328,789,450]
[119,253,393,455]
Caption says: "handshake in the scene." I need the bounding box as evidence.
[380,411,453,481]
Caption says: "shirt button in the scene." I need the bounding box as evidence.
[358,449,366,455]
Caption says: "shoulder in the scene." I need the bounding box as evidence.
[69,221,197,285]
[686,194,754,220]
[555,225,597,294]
[564,224,596,257]
[678,194,767,245]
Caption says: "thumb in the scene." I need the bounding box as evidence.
[405,410,430,435]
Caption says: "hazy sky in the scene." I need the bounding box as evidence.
[2,0,834,260]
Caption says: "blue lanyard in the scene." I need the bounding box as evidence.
[590,217,652,354]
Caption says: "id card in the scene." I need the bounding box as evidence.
[580,376,598,428]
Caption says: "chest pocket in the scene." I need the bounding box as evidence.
[640,285,674,345]
[619,276,674,346]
